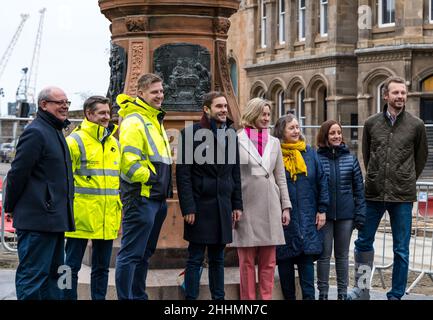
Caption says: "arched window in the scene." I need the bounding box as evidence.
[277,89,285,117]
[422,75,433,92]
[229,58,238,97]
[252,87,266,99]
[297,88,305,126]
[377,82,385,113]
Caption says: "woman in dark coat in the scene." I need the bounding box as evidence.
[315,120,366,300]
[274,114,329,300]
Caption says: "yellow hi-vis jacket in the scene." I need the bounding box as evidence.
[65,118,122,240]
[117,94,172,200]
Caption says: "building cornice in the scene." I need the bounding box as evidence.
[244,53,357,74]
[355,44,433,55]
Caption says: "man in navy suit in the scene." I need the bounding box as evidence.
[4,86,75,300]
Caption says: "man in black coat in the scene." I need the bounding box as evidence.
[4,86,75,300]
[176,91,243,300]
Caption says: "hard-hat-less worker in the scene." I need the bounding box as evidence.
[115,73,172,300]
[64,96,121,300]
[4,86,75,300]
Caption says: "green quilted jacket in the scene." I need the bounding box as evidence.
[362,105,428,202]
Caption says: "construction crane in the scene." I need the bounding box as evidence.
[0,14,29,83]
[26,8,46,104]
[16,67,28,103]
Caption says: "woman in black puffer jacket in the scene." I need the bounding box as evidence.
[316,120,366,300]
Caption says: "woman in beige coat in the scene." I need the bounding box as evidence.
[232,97,291,300]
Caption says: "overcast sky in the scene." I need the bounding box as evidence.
[0,0,112,114]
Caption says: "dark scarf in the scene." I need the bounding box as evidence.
[37,108,70,130]
[199,112,232,135]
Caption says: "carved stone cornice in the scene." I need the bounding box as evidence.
[125,15,148,33]
[413,51,433,57]
[213,17,231,36]
[357,51,411,64]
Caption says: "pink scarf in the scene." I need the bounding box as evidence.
[245,127,268,156]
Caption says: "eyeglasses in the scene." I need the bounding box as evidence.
[44,99,71,106]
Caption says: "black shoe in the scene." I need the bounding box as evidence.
[318,294,328,300]
[338,293,348,300]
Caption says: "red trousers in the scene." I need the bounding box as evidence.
[237,246,276,300]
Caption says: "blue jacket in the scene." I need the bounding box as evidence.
[4,110,75,232]
[276,145,329,261]
[317,144,366,223]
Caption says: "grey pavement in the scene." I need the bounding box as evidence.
[1,265,433,300]
[0,269,15,300]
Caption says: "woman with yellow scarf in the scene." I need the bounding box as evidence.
[274,114,329,300]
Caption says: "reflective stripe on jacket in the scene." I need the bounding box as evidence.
[65,118,122,240]
[117,94,172,200]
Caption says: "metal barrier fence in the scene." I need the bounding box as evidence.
[0,118,433,296]
[406,182,433,293]
[0,174,16,252]
[366,181,433,294]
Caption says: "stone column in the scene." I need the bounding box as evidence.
[325,96,338,121]
[357,94,371,171]
[304,0,316,54]
[286,0,296,53]
[265,0,277,56]
[400,0,423,38]
[407,92,421,117]
[303,98,315,144]
[357,0,372,48]
[285,98,295,113]
[327,0,337,45]
[283,98,292,115]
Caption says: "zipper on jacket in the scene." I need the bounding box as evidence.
[102,142,106,239]
[332,148,337,221]
[294,179,304,240]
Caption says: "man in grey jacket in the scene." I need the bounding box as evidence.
[348,76,428,300]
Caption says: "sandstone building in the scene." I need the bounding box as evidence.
[227,0,433,172]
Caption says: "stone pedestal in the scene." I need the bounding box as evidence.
[98,0,241,263]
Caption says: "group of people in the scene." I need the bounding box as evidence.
[4,74,428,301]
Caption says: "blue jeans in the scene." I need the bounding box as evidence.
[15,230,65,300]
[278,254,315,300]
[185,243,226,300]
[115,197,167,300]
[355,201,413,300]
[64,238,113,300]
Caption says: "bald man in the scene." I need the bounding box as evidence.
[4,86,75,300]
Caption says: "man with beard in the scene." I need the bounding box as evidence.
[176,91,243,300]
[348,76,428,300]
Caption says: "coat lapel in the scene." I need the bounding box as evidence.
[238,130,270,176]
[261,137,273,173]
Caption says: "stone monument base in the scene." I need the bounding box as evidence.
[83,238,239,269]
